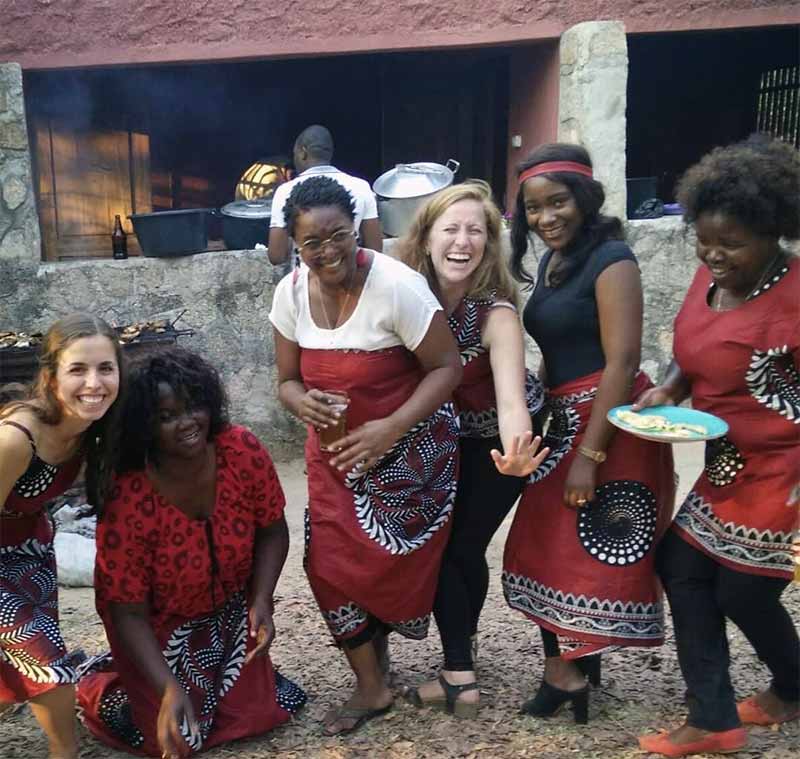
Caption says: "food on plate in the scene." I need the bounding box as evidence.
[616,409,707,437]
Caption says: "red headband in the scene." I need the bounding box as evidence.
[519,161,594,184]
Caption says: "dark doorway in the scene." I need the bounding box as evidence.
[24,48,510,259]
[626,26,799,205]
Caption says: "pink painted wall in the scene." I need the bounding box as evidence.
[1,1,796,70]
[505,42,560,210]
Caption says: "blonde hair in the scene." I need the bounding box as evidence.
[396,180,518,307]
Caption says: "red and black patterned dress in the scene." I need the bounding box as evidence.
[0,421,82,703]
[270,252,459,644]
[449,293,544,439]
[502,242,676,657]
[669,256,799,579]
[76,426,305,757]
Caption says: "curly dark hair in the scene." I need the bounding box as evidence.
[676,134,800,240]
[283,175,356,238]
[116,348,229,474]
[510,143,624,286]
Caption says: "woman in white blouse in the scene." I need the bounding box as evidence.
[269,176,462,736]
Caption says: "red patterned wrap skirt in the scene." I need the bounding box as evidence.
[301,346,459,643]
[502,370,675,656]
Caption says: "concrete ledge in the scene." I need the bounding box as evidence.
[1,248,304,458]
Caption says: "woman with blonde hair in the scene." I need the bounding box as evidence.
[399,180,548,717]
[0,313,123,758]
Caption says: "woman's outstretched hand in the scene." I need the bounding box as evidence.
[157,680,199,759]
[631,385,678,411]
[491,432,550,478]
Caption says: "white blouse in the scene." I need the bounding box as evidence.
[269,251,441,352]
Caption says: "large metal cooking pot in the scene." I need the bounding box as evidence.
[217,199,271,250]
[373,159,460,237]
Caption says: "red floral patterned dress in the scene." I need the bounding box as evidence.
[0,420,83,703]
[76,426,305,756]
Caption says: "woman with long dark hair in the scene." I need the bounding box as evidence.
[502,144,674,723]
[1,313,123,759]
[76,349,306,758]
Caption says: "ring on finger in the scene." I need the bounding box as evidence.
[576,498,588,505]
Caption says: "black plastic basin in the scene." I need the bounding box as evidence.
[129,209,213,257]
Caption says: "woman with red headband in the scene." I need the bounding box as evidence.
[502,143,675,723]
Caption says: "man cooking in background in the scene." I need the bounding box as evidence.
[268,124,383,265]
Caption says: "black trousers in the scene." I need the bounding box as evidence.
[433,436,525,670]
[657,529,800,731]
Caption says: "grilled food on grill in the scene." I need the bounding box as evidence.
[0,332,43,349]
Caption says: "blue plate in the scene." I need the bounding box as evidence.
[608,405,728,443]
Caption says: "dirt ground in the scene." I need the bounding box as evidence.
[2,444,798,758]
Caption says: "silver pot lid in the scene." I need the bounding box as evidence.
[373,159,460,199]
[220,199,272,219]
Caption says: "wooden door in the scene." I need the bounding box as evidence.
[32,118,152,260]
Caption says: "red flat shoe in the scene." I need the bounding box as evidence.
[638,727,747,757]
[737,695,800,725]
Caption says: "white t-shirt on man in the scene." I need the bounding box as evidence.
[270,165,378,232]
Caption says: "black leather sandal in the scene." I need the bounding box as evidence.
[405,674,480,718]
[521,679,589,724]
[575,654,601,687]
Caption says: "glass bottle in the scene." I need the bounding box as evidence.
[112,215,128,260]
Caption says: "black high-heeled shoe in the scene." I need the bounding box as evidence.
[521,680,589,724]
[575,655,601,687]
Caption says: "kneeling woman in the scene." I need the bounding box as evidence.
[270,176,462,735]
[77,350,306,758]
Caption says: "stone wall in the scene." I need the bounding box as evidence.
[1,222,696,460]
[558,21,628,219]
[0,63,40,264]
[0,250,305,458]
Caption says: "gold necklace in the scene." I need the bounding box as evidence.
[316,273,355,330]
[713,252,784,312]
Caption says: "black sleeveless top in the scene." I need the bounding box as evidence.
[523,240,637,388]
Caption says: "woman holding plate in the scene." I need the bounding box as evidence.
[636,136,799,757]
[502,143,675,723]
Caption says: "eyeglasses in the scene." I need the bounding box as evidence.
[297,229,357,256]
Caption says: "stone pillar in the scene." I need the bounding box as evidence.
[558,21,628,219]
[0,63,40,262]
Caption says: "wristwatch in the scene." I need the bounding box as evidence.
[577,445,607,463]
